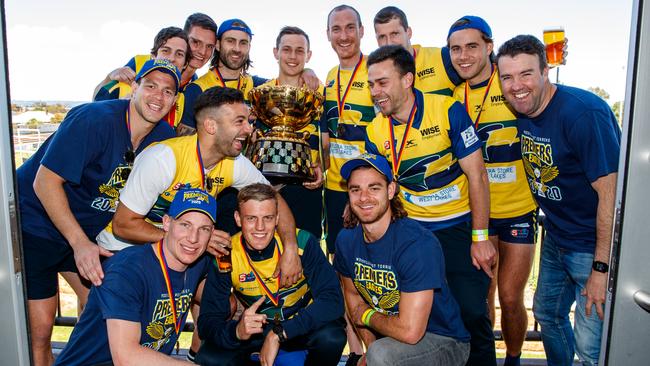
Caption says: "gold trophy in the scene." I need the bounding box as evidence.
[248,85,324,183]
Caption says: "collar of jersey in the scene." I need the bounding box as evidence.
[244,236,278,261]
[390,88,425,130]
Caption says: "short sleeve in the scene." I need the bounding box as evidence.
[124,57,137,70]
[231,155,269,190]
[447,101,481,159]
[333,231,353,278]
[95,266,144,322]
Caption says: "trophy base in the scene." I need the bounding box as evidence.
[251,137,314,184]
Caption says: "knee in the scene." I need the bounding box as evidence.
[310,323,347,352]
[30,320,55,345]
[499,291,523,311]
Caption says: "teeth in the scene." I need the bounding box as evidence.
[460,63,471,68]
[515,92,530,99]
[148,103,162,111]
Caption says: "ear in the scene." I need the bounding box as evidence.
[406,26,413,40]
[486,41,494,56]
[234,210,242,228]
[215,39,221,53]
[387,181,397,200]
[202,117,218,135]
[273,47,279,61]
[359,25,364,39]
[305,49,312,63]
[162,215,172,233]
[326,28,331,42]
[402,72,414,90]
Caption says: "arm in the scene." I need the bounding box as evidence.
[107,319,191,366]
[321,132,330,171]
[33,165,112,286]
[112,203,165,243]
[340,276,377,347]
[458,149,495,277]
[351,289,434,345]
[92,67,136,100]
[274,194,302,287]
[582,172,617,319]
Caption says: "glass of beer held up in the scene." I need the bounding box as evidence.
[217,250,232,273]
[543,27,565,67]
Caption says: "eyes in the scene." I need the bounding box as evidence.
[244,216,276,223]
[178,221,213,233]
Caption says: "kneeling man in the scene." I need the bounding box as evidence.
[196,183,346,366]
[334,154,470,366]
[55,189,216,366]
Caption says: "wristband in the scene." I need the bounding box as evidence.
[362,308,376,327]
[471,229,489,236]
[472,234,489,242]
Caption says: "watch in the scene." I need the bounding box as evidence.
[272,319,287,343]
[592,261,609,273]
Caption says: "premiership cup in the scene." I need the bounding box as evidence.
[543,27,565,67]
[248,85,324,183]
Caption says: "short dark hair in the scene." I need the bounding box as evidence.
[237,183,278,210]
[210,20,253,72]
[367,45,415,83]
[151,27,192,65]
[497,34,547,70]
[275,26,310,49]
[327,4,362,29]
[373,6,408,29]
[193,86,245,123]
[184,13,218,34]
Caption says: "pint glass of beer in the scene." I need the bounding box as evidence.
[543,27,565,66]
[217,252,232,273]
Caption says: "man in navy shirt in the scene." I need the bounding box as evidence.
[333,153,470,366]
[497,35,620,366]
[55,188,216,366]
[17,58,179,366]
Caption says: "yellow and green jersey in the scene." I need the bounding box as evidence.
[323,57,376,192]
[453,69,536,219]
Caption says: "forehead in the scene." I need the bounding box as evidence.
[216,102,249,120]
[161,36,187,49]
[448,28,485,46]
[368,59,398,81]
[279,34,308,48]
[220,29,251,42]
[240,198,277,214]
[188,25,216,43]
[175,210,213,225]
[497,53,541,73]
[329,9,359,28]
[141,70,176,88]
[374,18,404,33]
[348,166,388,186]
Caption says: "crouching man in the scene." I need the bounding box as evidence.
[334,154,471,366]
[196,183,346,366]
[55,189,217,366]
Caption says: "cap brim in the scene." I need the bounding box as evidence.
[341,158,390,182]
[173,208,216,223]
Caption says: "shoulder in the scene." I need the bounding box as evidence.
[103,245,151,277]
[192,71,216,91]
[393,218,436,246]
[553,85,610,113]
[62,100,127,129]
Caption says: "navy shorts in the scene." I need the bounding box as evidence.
[22,230,78,300]
[488,210,538,244]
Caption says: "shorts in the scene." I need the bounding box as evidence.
[324,189,348,254]
[488,210,537,244]
[22,230,78,300]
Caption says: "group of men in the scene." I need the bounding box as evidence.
[17,4,620,366]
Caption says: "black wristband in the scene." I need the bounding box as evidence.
[592,261,609,273]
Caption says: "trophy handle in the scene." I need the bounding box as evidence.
[301,131,310,140]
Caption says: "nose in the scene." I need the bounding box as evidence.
[369,83,381,98]
[255,218,264,231]
[243,119,254,135]
[188,227,199,243]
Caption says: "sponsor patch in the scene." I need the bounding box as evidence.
[402,185,461,207]
[461,126,479,148]
[487,166,517,183]
[330,142,361,159]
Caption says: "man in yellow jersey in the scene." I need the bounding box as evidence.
[365,45,496,366]
[373,6,462,96]
[196,183,345,366]
[254,26,326,239]
[448,16,538,366]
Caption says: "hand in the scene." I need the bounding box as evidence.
[350,302,371,327]
[206,229,231,258]
[274,245,303,288]
[108,66,136,84]
[236,296,267,340]
[303,163,324,190]
[71,239,113,286]
[299,68,321,91]
[581,270,607,320]
[259,330,281,366]
[470,240,496,278]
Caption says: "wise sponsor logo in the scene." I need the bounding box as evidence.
[417,67,436,78]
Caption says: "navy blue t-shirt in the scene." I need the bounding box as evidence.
[518,85,621,252]
[54,245,210,366]
[333,218,469,342]
[17,99,175,243]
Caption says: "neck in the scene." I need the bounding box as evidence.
[155,241,187,272]
[128,102,156,151]
[529,82,557,118]
[277,73,303,87]
[339,51,361,69]
[468,63,493,87]
[361,209,392,243]
[392,91,416,124]
[181,66,196,85]
[197,132,225,169]
[218,62,242,79]
[408,45,415,57]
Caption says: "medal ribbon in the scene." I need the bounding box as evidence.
[464,66,497,129]
[214,67,241,90]
[196,139,206,190]
[165,104,176,128]
[336,53,363,122]
[388,101,418,178]
[241,236,282,306]
[156,240,182,335]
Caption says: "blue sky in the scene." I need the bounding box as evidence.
[4,0,633,102]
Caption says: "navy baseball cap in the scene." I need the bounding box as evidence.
[218,18,253,39]
[341,153,394,183]
[135,58,181,93]
[168,189,217,223]
[447,15,492,39]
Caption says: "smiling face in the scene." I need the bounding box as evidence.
[235,198,279,251]
[448,28,493,85]
[211,102,252,157]
[187,25,216,69]
[217,29,251,71]
[327,8,364,66]
[347,166,396,225]
[154,36,189,71]
[367,58,412,117]
[131,71,177,124]
[161,211,213,271]
[374,18,411,49]
[497,52,552,117]
[274,34,311,78]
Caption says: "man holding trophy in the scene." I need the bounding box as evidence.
[247,26,326,240]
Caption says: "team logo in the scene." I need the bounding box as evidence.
[384,140,390,150]
[521,134,562,201]
[239,271,256,282]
